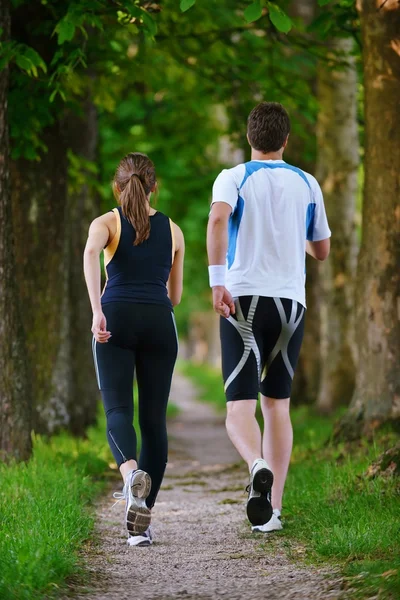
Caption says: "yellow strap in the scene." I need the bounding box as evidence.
[104,208,121,267]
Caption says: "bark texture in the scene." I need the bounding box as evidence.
[11,126,71,433]
[338,0,400,439]
[66,98,100,435]
[288,0,322,406]
[315,38,359,414]
[0,0,32,461]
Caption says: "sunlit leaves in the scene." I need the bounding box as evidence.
[244,1,292,32]
[180,0,196,11]
[244,1,263,23]
[5,44,47,77]
[267,3,292,33]
[55,18,76,44]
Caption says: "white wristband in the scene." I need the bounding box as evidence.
[208,265,226,287]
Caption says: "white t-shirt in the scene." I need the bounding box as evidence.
[211,160,331,308]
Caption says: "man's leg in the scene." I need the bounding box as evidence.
[225,399,261,470]
[261,396,292,511]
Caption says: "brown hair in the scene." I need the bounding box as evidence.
[112,152,156,246]
[247,102,290,153]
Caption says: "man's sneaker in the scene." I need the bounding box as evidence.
[127,526,153,547]
[246,459,274,526]
[113,469,152,535]
[252,508,283,533]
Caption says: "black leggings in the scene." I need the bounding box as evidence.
[92,302,178,508]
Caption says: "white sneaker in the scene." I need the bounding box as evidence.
[252,509,283,533]
[113,469,152,536]
[246,459,274,526]
[127,526,153,547]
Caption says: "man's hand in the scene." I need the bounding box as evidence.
[92,310,112,343]
[212,286,236,318]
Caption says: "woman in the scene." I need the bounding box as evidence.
[84,152,184,547]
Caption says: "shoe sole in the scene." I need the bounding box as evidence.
[246,468,274,526]
[252,524,283,533]
[126,470,152,536]
[127,537,152,547]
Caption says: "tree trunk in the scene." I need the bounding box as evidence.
[291,258,322,404]
[315,37,359,414]
[0,0,32,461]
[11,124,71,433]
[288,0,322,406]
[65,98,100,435]
[336,0,400,439]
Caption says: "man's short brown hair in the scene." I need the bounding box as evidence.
[247,102,290,153]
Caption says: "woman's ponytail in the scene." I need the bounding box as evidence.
[113,153,156,246]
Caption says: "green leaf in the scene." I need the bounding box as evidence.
[317,0,331,5]
[15,55,32,72]
[244,1,263,23]
[23,47,47,73]
[49,89,58,103]
[141,10,157,37]
[55,19,76,45]
[267,3,292,33]
[180,0,196,12]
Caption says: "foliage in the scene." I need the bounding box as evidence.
[182,361,400,599]
[0,409,111,600]
[4,0,362,329]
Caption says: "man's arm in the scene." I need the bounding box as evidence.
[306,238,330,261]
[207,202,235,318]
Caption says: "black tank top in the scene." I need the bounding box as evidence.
[101,207,174,309]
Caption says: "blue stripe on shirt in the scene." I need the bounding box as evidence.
[240,161,311,190]
[227,195,244,269]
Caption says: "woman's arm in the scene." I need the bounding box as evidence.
[83,217,112,343]
[167,222,185,306]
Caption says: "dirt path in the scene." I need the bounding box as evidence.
[74,373,342,600]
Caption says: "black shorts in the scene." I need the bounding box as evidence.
[220,296,305,401]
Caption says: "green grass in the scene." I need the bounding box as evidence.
[0,410,112,600]
[0,396,179,600]
[180,360,226,410]
[181,361,400,599]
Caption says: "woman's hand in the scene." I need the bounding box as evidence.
[92,310,111,343]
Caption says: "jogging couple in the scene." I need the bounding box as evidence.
[84,102,331,547]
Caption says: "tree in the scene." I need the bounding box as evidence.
[66,96,100,435]
[7,0,159,434]
[316,37,359,414]
[337,0,400,438]
[0,0,32,461]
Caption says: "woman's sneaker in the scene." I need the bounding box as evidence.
[246,458,274,526]
[252,509,283,533]
[118,469,152,535]
[127,526,153,547]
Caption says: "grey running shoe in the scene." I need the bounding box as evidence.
[114,469,152,535]
[246,460,274,526]
[127,526,153,547]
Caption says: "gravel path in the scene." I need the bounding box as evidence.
[72,372,342,600]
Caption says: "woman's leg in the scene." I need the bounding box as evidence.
[136,310,178,508]
[93,337,137,476]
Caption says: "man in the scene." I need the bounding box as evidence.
[207,102,330,533]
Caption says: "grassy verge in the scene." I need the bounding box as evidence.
[181,361,400,599]
[0,396,178,600]
[0,409,112,600]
